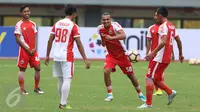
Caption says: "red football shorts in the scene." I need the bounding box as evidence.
[146,61,169,81]
[17,48,40,68]
[104,54,134,75]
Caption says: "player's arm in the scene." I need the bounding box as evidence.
[151,35,167,56]
[107,30,126,40]
[45,34,55,66]
[146,26,152,55]
[75,37,90,69]
[174,35,184,62]
[146,38,151,55]
[73,24,90,69]
[101,36,105,47]
[15,34,33,55]
[46,34,55,58]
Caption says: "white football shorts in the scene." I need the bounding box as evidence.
[53,61,74,78]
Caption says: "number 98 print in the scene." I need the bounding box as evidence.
[55,28,68,43]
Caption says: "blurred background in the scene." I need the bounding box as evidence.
[1,0,200,28]
[0,0,200,60]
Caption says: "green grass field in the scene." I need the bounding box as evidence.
[0,60,200,112]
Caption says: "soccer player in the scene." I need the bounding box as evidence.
[138,7,184,109]
[146,11,176,96]
[44,5,90,109]
[97,12,146,102]
[14,5,44,95]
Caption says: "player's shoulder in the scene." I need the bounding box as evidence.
[149,24,158,29]
[15,20,23,26]
[29,20,36,26]
[97,24,104,30]
[111,22,121,27]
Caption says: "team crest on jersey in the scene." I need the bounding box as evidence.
[20,60,24,64]
[109,30,112,35]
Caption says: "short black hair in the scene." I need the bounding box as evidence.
[20,5,29,12]
[64,4,77,16]
[156,7,168,17]
[102,12,111,16]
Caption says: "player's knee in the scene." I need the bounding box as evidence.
[35,67,41,72]
[104,69,111,75]
[146,77,154,86]
[19,68,26,72]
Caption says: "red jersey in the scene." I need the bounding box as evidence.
[153,21,179,63]
[146,24,160,52]
[50,18,80,62]
[14,20,37,50]
[97,22,127,58]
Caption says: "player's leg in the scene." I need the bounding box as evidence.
[104,55,116,101]
[53,61,63,97]
[153,73,164,96]
[137,61,158,108]
[118,57,146,102]
[30,52,44,94]
[104,67,114,101]
[59,62,73,109]
[17,49,29,95]
[152,63,176,105]
[18,67,28,95]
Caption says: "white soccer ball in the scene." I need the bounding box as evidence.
[189,59,196,65]
[197,59,200,65]
[128,50,140,63]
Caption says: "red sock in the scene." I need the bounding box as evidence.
[146,78,154,105]
[34,71,40,89]
[107,86,112,94]
[18,71,25,92]
[154,80,172,95]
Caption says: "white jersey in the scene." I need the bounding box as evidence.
[50,18,80,62]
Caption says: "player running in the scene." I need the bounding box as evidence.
[138,7,184,109]
[45,5,90,109]
[14,5,44,95]
[97,12,146,102]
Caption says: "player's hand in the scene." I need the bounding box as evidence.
[84,60,90,69]
[105,35,113,40]
[45,57,50,66]
[145,53,153,61]
[31,48,36,54]
[179,55,184,63]
[27,49,34,56]
[171,54,175,61]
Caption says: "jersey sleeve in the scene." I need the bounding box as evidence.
[72,24,80,38]
[159,23,168,38]
[113,22,123,32]
[33,23,37,33]
[50,24,56,35]
[14,22,21,35]
[146,27,152,39]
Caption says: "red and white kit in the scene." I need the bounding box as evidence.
[50,18,80,78]
[14,20,40,68]
[98,22,133,75]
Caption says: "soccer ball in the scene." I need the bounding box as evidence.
[189,58,196,65]
[128,50,140,63]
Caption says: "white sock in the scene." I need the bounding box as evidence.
[60,77,71,105]
[58,77,63,96]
